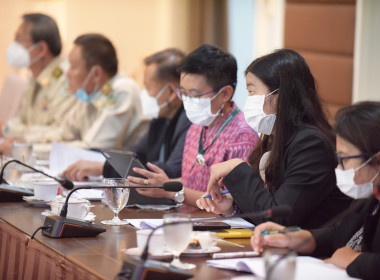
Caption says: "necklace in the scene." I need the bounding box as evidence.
[196,108,239,165]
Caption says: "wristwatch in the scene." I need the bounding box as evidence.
[174,187,185,203]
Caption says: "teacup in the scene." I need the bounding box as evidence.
[192,231,216,250]
[136,229,166,255]
[49,197,92,219]
[34,182,59,201]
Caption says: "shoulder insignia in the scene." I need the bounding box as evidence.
[52,67,63,79]
[102,83,112,96]
[41,77,50,86]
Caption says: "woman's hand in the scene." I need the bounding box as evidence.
[60,160,104,181]
[251,222,316,254]
[324,247,361,269]
[127,162,169,187]
[251,222,288,253]
[196,193,234,214]
[206,159,244,202]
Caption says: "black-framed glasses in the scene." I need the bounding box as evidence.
[336,153,369,170]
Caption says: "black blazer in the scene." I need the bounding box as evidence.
[223,126,352,229]
[311,197,380,280]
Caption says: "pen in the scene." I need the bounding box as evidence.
[260,226,301,236]
[212,251,259,259]
[203,189,229,199]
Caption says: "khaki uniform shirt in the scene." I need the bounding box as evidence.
[30,73,150,150]
[5,57,77,137]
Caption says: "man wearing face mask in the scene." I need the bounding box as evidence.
[61,48,191,186]
[24,33,148,150]
[127,44,259,207]
[0,13,77,154]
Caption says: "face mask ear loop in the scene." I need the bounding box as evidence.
[211,87,226,117]
[82,67,96,91]
[355,154,378,172]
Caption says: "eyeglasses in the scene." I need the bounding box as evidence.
[336,153,369,170]
[175,86,222,101]
[175,83,235,101]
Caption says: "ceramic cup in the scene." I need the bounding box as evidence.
[193,231,216,250]
[49,197,91,219]
[136,229,166,255]
[33,182,59,201]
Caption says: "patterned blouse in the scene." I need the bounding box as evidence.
[181,102,259,192]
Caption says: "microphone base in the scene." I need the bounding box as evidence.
[42,215,106,238]
[117,257,192,280]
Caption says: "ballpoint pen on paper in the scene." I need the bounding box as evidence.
[212,251,259,259]
[203,189,229,199]
[260,226,301,236]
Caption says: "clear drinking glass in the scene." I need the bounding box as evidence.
[163,213,196,270]
[101,178,130,226]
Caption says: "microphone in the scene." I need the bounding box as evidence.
[0,159,74,190]
[41,181,183,238]
[116,205,291,280]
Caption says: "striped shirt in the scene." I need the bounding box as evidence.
[182,102,259,192]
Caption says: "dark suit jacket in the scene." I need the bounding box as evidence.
[223,126,352,229]
[103,105,191,205]
[311,197,380,280]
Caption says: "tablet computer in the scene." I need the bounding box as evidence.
[101,150,147,179]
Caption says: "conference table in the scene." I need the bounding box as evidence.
[0,200,252,280]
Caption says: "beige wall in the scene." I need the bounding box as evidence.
[0,0,192,89]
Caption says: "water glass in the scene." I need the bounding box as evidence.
[163,213,196,270]
[101,178,130,226]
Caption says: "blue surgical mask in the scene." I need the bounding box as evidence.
[74,68,99,103]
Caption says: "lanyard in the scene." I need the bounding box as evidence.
[196,108,239,165]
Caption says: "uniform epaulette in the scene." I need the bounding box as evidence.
[52,67,63,79]
[102,83,112,96]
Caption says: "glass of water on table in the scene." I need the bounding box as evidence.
[163,213,196,270]
[101,178,130,226]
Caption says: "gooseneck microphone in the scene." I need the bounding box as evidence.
[41,181,183,238]
[115,205,292,280]
[0,159,74,190]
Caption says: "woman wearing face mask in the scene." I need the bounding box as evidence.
[251,101,380,280]
[196,49,352,229]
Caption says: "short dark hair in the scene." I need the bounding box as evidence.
[74,34,118,77]
[144,48,185,83]
[179,44,237,93]
[22,13,62,56]
[335,101,380,165]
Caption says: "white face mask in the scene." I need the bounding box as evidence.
[140,85,169,118]
[335,154,379,199]
[183,89,224,126]
[243,88,278,135]
[6,41,39,68]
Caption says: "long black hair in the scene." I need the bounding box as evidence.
[246,49,334,193]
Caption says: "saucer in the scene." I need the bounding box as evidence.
[22,196,50,207]
[122,247,173,260]
[40,210,96,222]
[182,246,221,257]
